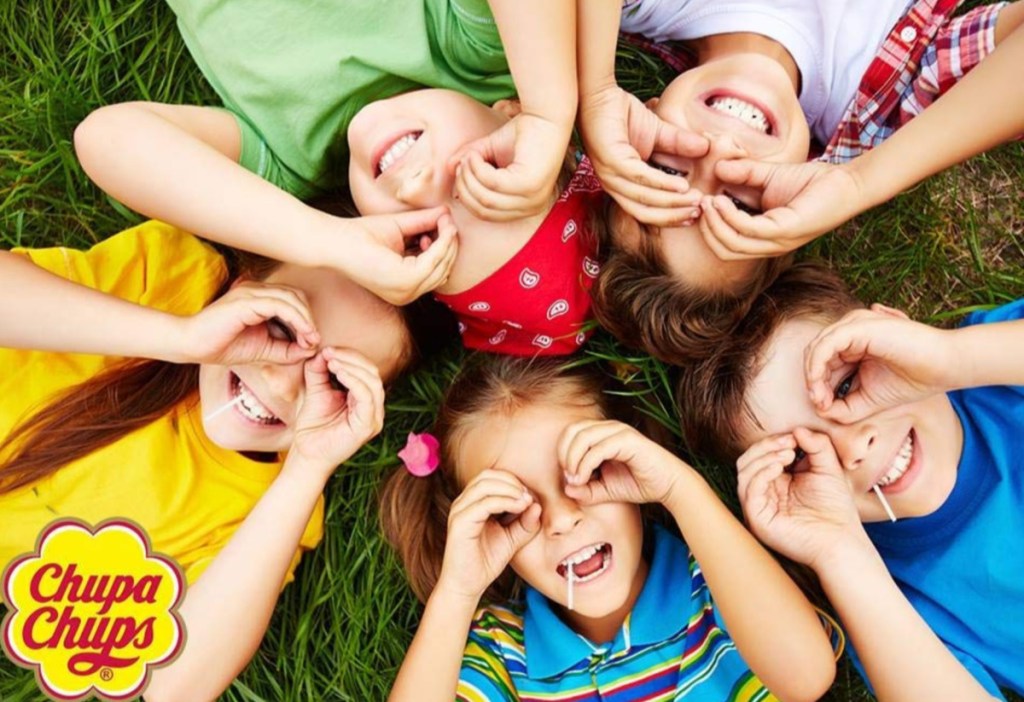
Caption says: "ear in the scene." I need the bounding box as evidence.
[869,302,909,320]
[491,98,522,119]
[645,96,660,110]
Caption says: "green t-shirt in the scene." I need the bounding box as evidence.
[168,0,516,198]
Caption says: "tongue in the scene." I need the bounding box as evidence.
[571,550,604,578]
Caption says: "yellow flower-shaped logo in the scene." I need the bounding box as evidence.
[2,518,185,701]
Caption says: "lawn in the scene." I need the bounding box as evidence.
[1,1,1022,700]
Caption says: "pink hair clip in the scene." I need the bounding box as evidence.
[399,432,440,477]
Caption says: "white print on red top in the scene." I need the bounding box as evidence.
[583,257,600,278]
[562,220,577,243]
[547,300,569,320]
[489,329,508,345]
[532,335,554,349]
[519,268,540,289]
[503,320,523,329]
[458,322,467,335]
[468,301,491,312]
[575,331,587,346]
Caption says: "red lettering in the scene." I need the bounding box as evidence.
[28,563,63,603]
[22,607,59,649]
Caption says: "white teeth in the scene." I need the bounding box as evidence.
[559,544,611,583]
[708,96,770,134]
[233,376,279,423]
[875,434,913,488]
[377,133,419,175]
[561,544,601,568]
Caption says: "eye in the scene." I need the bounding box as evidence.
[785,447,808,473]
[648,160,685,178]
[726,194,763,216]
[493,512,518,527]
[834,371,858,401]
[266,317,296,343]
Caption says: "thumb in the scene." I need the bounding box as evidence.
[447,133,493,173]
[715,158,776,189]
[794,428,843,476]
[302,352,333,395]
[390,206,448,238]
[261,338,316,365]
[819,391,878,425]
[506,503,542,549]
[564,480,613,506]
[655,120,709,158]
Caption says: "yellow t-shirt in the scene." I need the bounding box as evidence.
[0,221,324,585]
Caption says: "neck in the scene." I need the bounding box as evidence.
[693,32,801,93]
[561,557,649,644]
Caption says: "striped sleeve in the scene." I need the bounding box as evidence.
[456,606,523,702]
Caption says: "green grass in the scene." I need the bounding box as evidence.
[1,1,1022,701]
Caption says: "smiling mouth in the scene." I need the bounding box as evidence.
[706,94,773,135]
[375,131,422,177]
[556,543,612,582]
[230,372,283,426]
[872,430,915,491]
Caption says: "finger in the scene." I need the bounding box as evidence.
[391,206,449,238]
[451,478,532,515]
[737,447,797,497]
[457,468,530,499]
[326,358,382,424]
[741,458,788,513]
[804,325,869,411]
[455,153,527,218]
[792,428,843,476]
[505,502,542,548]
[564,478,614,506]
[714,158,777,189]
[653,121,710,159]
[697,201,761,261]
[233,294,318,344]
[612,194,703,228]
[302,352,333,394]
[453,494,534,530]
[736,434,798,473]
[702,196,785,257]
[557,420,620,485]
[409,215,459,295]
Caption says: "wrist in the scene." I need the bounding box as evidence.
[807,525,877,577]
[279,451,334,492]
[660,463,704,514]
[433,571,487,611]
[148,313,196,365]
[300,208,354,271]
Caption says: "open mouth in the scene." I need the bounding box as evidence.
[556,543,612,583]
[375,131,422,177]
[872,430,916,492]
[230,372,283,426]
[704,93,774,135]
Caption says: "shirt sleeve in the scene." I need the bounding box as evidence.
[12,221,227,317]
[226,108,320,200]
[183,493,325,588]
[456,614,521,702]
[961,298,1024,327]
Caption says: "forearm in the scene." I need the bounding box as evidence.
[813,537,997,702]
[950,320,1024,388]
[144,459,326,702]
[489,0,577,124]
[0,251,188,361]
[388,587,480,702]
[851,23,1024,208]
[74,102,334,269]
[576,0,622,96]
[664,472,835,702]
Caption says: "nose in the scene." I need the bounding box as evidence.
[396,162,445,209]
[688,132,748,195]
[543,493,584,538]
[255,361,303,406]
[831,421,878,472]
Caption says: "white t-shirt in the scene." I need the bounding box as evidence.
[620,0,909,144]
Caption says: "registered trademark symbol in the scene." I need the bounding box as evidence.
[100,668,113,682]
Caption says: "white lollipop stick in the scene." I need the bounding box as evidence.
[567,567,574,611]
[872,485,897,523]
[203,395,244,423]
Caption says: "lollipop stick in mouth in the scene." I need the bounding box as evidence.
[872,485,897,523]
[567,567,575,611]
[203,395,244,423]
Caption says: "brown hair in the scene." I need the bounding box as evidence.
[675,261,862,470]
[591,205,792,365]
[379,355,631,604]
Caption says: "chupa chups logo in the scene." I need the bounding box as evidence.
[2,518,185,701]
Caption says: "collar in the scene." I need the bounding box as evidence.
[523,525,693,680]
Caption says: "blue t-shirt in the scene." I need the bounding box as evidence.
[861,298,1024,699]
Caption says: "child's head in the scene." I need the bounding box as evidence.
[676,262,962,523]
[381,356,646,625]
[595,42,811,362]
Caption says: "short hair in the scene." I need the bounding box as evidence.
[676,261,863,469]
[591,209,793,365]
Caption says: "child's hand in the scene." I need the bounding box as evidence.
[558,419,688,506]
[341,208,459,305]
[287,348,385,474]
[178,281,320,366]
[737,429,866,569]
[579,84,707,226]
[805,306,958,422]
[448,113,572,222]
[699,159,866,260]
[436,469,542,601]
